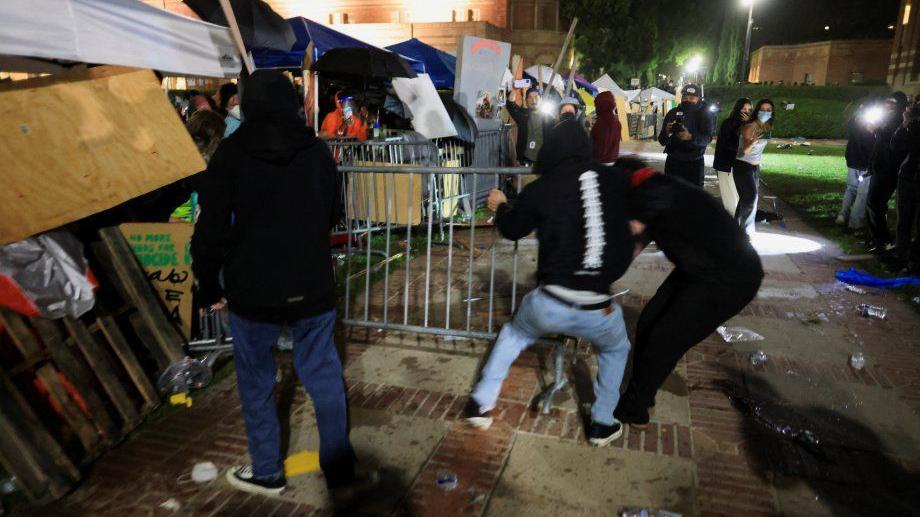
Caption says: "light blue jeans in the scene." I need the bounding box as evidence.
[471,289,631,426]
[839,167,870,229]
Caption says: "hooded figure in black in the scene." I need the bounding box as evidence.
[611,157,764,428]
[657,84,715,187]
[464,117,637,447]
[866,91,910,251]
[191,70,360,500]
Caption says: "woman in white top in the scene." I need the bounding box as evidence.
[733,99,775,234]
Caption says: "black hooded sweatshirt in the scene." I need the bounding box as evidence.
[494,117,634,294]
[869,93,910,178]
[191,70,342,322]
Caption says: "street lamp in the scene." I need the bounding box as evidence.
[740,0,758,85]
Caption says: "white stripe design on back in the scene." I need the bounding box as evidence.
[579,170,605,270]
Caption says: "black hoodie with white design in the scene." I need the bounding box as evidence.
[495,117,634,295]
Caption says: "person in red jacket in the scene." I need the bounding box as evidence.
[591,91,622,164]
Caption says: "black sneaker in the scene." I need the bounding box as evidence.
[588,421,623,447]
[225,465,286,496]
[463,398,493,430]
[613,404,650,429]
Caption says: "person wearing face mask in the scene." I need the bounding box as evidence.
[224,93,242,137]
[733,98,775,234]
[865,92,910,254]
[507,86,555,166]
[319,91,349,139]
[713,98,752,214]
[657,84,715,187]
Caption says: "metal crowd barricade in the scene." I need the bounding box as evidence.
[339,164,531,341]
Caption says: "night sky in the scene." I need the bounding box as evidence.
[749,0,901,47]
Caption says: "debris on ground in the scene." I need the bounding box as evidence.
[621,509,682,517]
[159,498,181,512]
[191,462,218,483]
[857,304,887,320]
[436,471,458,491]
[849,353,866,370]
[844,284,867,294]
[750,350,768,367]
[717,326,765,343]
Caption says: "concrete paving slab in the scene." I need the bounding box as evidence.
[487,433,696,516]
[345,345,481,395]
[756,281,820,300]
[282,406,448,512]
[723,315,857,362]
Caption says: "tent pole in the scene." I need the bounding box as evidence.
[218,0,255,74]
[544,17,577,95]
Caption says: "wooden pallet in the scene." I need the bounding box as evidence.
[0,226,187,502]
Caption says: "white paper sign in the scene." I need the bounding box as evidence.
[392,73,458,139]
[453,35,511,131]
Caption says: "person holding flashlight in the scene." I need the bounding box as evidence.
[507,86,555,166]
[866,92,910,254]
[836,101,877,231]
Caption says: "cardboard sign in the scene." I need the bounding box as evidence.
[392,73,458,139]
[119,223,194,339]
[453,36,511,131]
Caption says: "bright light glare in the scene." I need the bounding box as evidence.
[685,55,703,74]
[862,106,884,125]
[749,232,822,256]
[539,102,556,115]
[824,25,830,30]
[741,0,757,6]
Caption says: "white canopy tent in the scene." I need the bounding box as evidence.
[524,64,565,92]
[593,74,626,96]
[0,0,242,78]
[636,87,676,103]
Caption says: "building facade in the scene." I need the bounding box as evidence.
[748,39,892,86]
[889,0,920,94]
[142,0,568,70]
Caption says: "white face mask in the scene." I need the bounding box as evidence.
[757,111,772,123]
[229,105,241,119]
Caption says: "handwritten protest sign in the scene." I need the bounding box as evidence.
[119,223,194,338]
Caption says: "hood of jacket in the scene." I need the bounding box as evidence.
[533,116,593,175]
[595,91,616,117]
[237,69,316,164]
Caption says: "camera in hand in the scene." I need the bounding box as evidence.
[670,111,685,134]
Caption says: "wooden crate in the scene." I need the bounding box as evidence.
[0,227,185,503]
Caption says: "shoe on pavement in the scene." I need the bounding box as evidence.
[588,421,623,447]
[225,465,286,496]
[613,404,650,429]
[463,398,493,430]
[331,470,381,510]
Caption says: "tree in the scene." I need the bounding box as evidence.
[709,8,744,85]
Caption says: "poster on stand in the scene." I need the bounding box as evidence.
[453,36,511,131]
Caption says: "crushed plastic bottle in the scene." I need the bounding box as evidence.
[849,352,866,370]
[0,477,15,495]
[436,470,458,491]
[157,356,213,394]
[750,350,768,367]
[856,304,887,320]
[716,326,765,343]
[844,284,866,294]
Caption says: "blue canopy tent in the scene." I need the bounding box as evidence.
[250,17,424,73]
[385,38,456,89]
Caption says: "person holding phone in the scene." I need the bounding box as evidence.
[733,98,775,235]
[657,84,714,187]
[713,98,752,214]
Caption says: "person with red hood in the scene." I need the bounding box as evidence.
[591,91,622,164]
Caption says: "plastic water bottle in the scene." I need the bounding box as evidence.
[849,352,866,370]
[750,350,768,367]
[857,304,887,320]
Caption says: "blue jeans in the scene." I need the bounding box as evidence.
[229,309,355,487]
[839,167,870,229]
[471,289,631,426]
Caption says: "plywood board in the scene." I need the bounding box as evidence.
[119,222,194,339]
[0,66,206,244]
[347,168,423,227]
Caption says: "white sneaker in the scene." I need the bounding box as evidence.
[225,465,286,496]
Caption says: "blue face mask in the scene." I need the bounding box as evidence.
[758,111,772,123]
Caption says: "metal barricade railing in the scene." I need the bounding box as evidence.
[339,165,531,342]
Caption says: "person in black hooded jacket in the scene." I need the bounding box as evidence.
[611,157,764,429]
[191,70,361,500]
[713,98,752,214]
[464,116,635,447]
[866,91,910,252]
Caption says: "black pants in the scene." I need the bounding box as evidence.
[664,156,705,188]
[896,174,920,267]
[867,171,899,248]
[733,161,760,228]
[618,269,762,414]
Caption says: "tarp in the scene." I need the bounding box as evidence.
[564,71,597,95]
[593,74,627,96]
[0,0,241,78]
[386,38,456,89]
[836,267,920,289]
[251,17,424,73]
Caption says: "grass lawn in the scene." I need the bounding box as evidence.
[756,142,919,306]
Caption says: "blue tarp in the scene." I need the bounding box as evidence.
[836,267,920,289]
[250,17,424,73]
[385,38,456,89]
